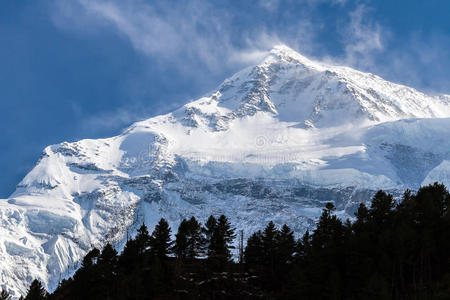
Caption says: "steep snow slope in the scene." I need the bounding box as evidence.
[1,45,450,297]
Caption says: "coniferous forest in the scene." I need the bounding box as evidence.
[11,183,450,300]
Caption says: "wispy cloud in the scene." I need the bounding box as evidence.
[375,32,450,94]
[51,0,282,131]
[323,4,450,94]
[51,0,351,74]
[76,98,186,135]
[342,4,385,69]
[53,0,278,74]
[51,0,450,93]
[259,0,347,11]
[50,0,450,132]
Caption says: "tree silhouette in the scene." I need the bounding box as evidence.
[135,223,151,254]
[204,215,217,258]
[173,217,205,259]
[276,224,295,265]
[205,215,235,265]
[150,218,173,259]
[44,184,450,299]
[244,230,264,267]
[24,279,47,300]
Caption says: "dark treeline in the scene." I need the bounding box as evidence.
[14,183,450,299]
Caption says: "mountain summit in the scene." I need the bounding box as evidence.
[169,44,450,132]
[1,45,450,296]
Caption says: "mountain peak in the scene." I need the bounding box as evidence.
[264,44,325,71]
[270,44,297,55]
[2,41,450,298]
[193,43,450,130]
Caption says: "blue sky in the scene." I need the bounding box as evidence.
[0,0,449,197]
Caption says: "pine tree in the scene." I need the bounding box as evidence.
[216,215,236,258]
[80,247,100,269]
[150,218,173,259]
[276,224,295,265]
[41,184,450,299]
[262,221,278,266]
[312,202,344,250]
[295,230,311,261]
[173,219,190,259]
[204,215,217,257]
[206,215,236,263]
[370,190,395,226]
[97,243,118,299]
[24,279,47,300]
[262,221,279,289]
[98,243,118,268]
[244,230,264,266]
[0,290,11,300]
[119,238,139,274]
[135,223,152,254]
[173,217,205,259]
[354,203,370,231]
[308,202,345,298]
[72,247,101,298]
[117,238,145,299]
[185,216,205,259]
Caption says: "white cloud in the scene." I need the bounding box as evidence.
[80,108,138,133]
[259,0,280,11]
[53,0,279,74]
[342,4,385,69]
[51,0,347,74]
[50,0,450,133]
[328,4,450,94]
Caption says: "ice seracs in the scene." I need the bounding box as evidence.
[1,45,450,297]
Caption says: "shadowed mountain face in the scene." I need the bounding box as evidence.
[1,45,450,297]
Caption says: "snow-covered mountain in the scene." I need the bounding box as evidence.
[2,45,450,297]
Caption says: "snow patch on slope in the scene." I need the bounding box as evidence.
[1,45,450,297]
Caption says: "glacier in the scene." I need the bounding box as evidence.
[1,45,450,297]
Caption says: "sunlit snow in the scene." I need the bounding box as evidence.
[1,45,450,297]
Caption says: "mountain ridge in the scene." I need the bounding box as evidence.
[1,44,450,297]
